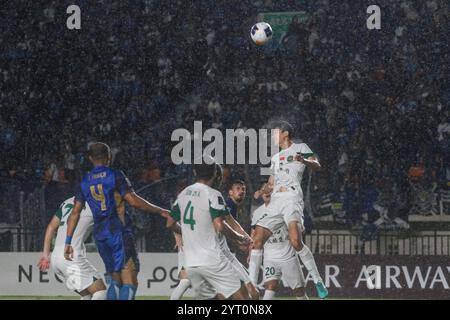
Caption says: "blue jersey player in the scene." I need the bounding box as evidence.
[64,142,169,300]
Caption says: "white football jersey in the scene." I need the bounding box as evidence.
[251,203,296,262]
[53,197,94,260]
[170,183,229,267]
[270,142,314,198]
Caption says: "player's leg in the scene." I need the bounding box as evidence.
[88,279,107,300]
[108,272,122,299]
[245,282,260,300]
[76,259,107,300]
[202,261,246,300]
[57,256,107,300]
[262,260,281,300]
[120,258,139,300]
[52,256,89,298]
[96,236,121,300]
[280,256,308,300]
[79,279,107,300]
[226,251,259,300]
[248,225,272,286]
[187,267,217,300]
[229,282,251,300]
[263,280,279,300]
[119,232,140,300]
[280,193,328,299]
[170,268,191,300]
[287,220,327,299]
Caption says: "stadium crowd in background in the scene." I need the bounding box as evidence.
[0,0,449,248]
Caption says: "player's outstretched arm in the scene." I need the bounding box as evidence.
[214,217,250,245]
[124,191,169,217]
[37,215,60,271]
[224,214,252,242]
[296,154,321,171]
[64,200,83,261]
[224,214,253,253]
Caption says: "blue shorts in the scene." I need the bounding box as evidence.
[95,231,140,274]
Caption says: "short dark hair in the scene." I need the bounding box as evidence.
[269,120,294,138]
[194,162,222,180]
[227,179,246,191]
[88,142,111,160]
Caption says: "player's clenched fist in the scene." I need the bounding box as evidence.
[160,209,171,219]
[294,153,304,163]
[64,245,73,261]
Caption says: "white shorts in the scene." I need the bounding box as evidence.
[187,260,242,300]
[257,191,304,234]
[51,255,101,293]
[263,256,306,289]
[225,251,251,284]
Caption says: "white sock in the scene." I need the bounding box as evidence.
[248,249,263,286]
[92,290,107,300]
[296,295,309,300]
[80,294,92,300]
[170,279,191,300]
[297,246,322,284]
[263,289,276,300]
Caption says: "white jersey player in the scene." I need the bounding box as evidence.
[249,120,328,299]
[165,161,252,300]
[170,216,259,300]
[251,187,308,300]
[38,197,106,300]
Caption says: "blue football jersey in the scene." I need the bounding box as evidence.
[75,166,134,239]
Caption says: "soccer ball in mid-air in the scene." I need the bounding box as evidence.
[250,22,273,45]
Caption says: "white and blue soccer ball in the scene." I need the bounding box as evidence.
[250,22,273,45]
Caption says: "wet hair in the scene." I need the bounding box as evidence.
[269,120,294,138]
[88,142,111,161]
[194,162,222,181]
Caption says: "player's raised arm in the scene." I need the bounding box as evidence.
[37,214,60,271]
[64,200,83,261]
[223,214,252,245]
[213,217,249,245]
[295,153,321,171]
[295,142,321,171]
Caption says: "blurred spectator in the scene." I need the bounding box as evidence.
[0,0,448,244]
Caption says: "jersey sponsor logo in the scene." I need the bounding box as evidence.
[93,172,107,179]
[218,196,224,205]
[287,155,294,162]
